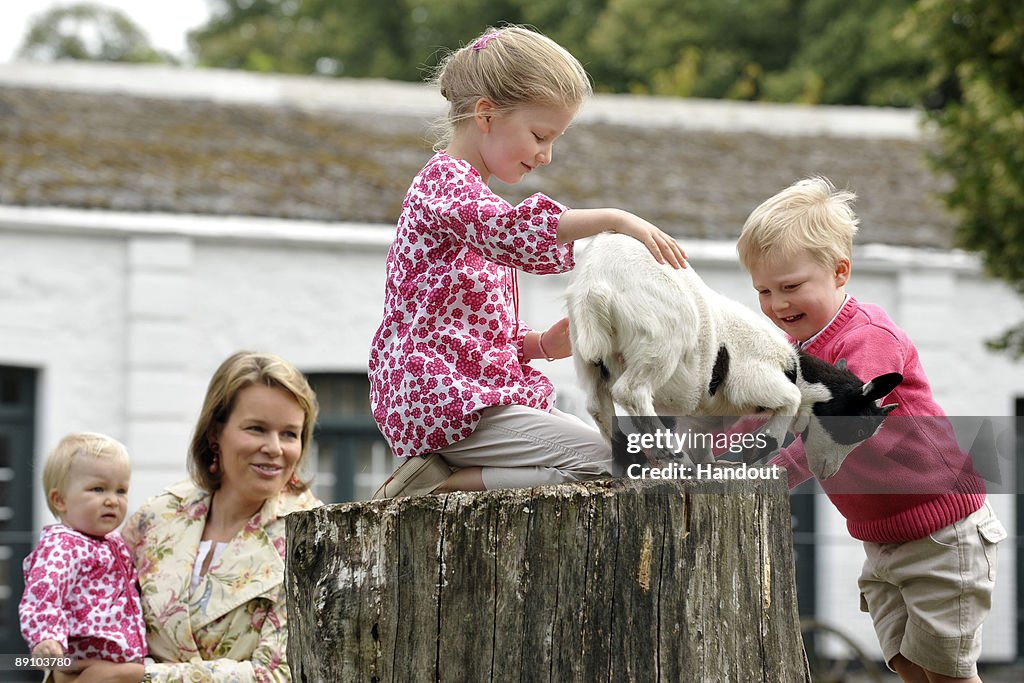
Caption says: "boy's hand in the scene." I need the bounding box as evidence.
[616,212,687,269]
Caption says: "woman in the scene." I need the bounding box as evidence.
[76,351,322,682]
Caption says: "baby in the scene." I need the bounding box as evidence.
[19,432,146,678]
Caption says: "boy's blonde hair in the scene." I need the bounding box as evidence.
[430,25,592,149]
[737,177,859,272]
[42,432,130,517]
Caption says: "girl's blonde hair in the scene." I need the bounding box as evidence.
[189,351,318,494]
[430,25,592,149]
[737,177,859,272]
[43,432,130,517]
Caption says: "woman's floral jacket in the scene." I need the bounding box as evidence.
[121,480,320,682]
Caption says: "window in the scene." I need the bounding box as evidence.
[306,373,392,504]
[0,367,36,656]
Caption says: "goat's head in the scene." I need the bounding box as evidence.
[794,354,903,479]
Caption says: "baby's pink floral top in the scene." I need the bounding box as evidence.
[20,524,146,662]
[369,152,575,457]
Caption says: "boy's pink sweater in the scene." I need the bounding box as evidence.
[770,297,985,543]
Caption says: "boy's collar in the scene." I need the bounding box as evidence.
[796,294,850,350]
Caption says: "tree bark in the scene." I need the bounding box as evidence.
[286,476,810,682]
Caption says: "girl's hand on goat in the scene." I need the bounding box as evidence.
[533,318,572,361]
[557,208,687,268]
[614,212,688,269]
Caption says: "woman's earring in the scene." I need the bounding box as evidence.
[209,443,220,474]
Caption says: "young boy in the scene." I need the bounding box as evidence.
[737,177,1006,683]
[20,432,146,680]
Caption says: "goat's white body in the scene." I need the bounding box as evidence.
[567,233,802,453]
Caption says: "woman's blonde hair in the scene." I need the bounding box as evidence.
[737,177,859,272]
[43,432,130,517]
[189,351,319,494]
[430,25,592,149]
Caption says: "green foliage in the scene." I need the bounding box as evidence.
[16,2,171,64]
[582,0,796,97]
[187,0,935,107]
[13,0,934,107]
[191,0,523,78]
[762,0,932,107]
[900,0,1024,357]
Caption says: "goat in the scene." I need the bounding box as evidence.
[566,233,903,479]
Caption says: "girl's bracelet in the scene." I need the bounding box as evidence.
[537,332,557,362]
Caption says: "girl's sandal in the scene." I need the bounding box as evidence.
[372,453,452,500]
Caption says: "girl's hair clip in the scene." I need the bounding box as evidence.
[473,32,500,51]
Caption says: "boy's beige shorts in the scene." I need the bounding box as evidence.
[859,500,1007,678]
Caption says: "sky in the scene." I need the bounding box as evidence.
[1,0,211,63]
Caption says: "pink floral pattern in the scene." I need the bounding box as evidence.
[20,524,146,662]
[369,152,575,456]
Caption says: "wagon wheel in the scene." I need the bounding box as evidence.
[800,618,884,683]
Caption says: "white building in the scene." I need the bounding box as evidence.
[0,62,1020,664]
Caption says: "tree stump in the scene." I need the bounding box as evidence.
[286,476,810,682]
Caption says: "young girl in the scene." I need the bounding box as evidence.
[20,432,146,679]
[369,25,687,498]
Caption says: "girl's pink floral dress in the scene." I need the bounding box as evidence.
[369,152,575,457]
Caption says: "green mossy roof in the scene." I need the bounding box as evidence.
[0,86,953,247]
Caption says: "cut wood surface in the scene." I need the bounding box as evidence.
[286,476,810,682]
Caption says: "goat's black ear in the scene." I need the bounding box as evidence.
[835,358,848,371]
[861,372,903,401]
[880,403,899,416]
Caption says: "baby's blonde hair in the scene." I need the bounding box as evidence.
[737,177,859,272]
[430,25,592,149]
[43,432,130,517]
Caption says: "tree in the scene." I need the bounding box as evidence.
[287,477,810,682]
[901,0,1024,357]
[583,0,799,97]
[762,0,933,107]
[578,0,934,104]
[187,0,330,74]
[190,0,521,78]
[188,0,936,108]
[16,2,171,64]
